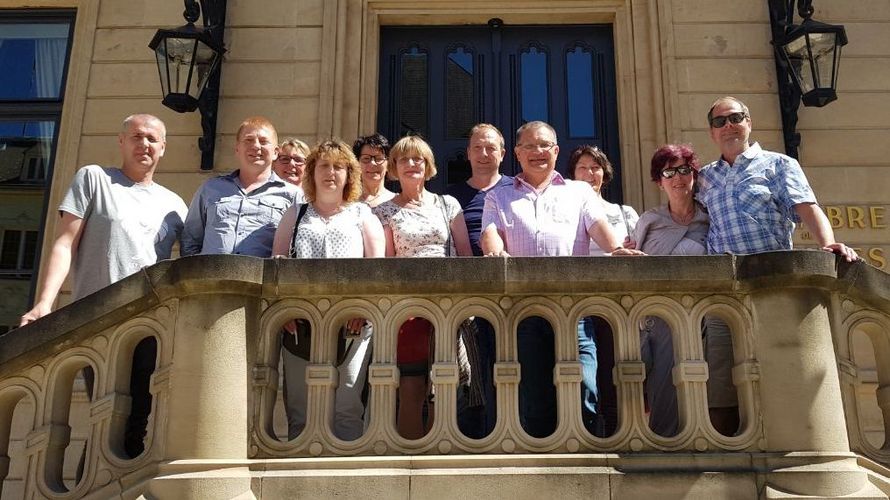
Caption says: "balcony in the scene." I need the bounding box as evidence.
[0,252,888,499]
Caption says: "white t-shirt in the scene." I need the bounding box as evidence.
[589,201,639,255]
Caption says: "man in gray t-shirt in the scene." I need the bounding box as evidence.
[21,113,186,321]
[20,113,186,458]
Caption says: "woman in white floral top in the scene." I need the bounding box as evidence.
[373,135,471,439]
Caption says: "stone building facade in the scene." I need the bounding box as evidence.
[0,1,888,497]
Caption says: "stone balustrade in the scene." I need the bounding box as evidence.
[0,252,887,499]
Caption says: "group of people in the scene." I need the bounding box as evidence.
[18,96,858,450]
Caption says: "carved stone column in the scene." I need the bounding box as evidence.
[751,286,877,497]
[147,293,256,499]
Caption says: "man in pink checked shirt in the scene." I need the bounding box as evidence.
[480,120,642,437]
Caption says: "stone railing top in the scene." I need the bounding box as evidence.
[1,250,887,376]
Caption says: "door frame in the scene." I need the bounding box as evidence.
[320,0,678,213]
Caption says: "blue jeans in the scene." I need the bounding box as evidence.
[577,316,600,434]
[517,317,557,438]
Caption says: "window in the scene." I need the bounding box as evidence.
[0,10,75,327]
[0,230,38,276]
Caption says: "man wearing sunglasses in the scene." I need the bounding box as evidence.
[696,96,857,262]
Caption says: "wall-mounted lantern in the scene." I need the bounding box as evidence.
[768,0,847,159]
[149,0,227,170]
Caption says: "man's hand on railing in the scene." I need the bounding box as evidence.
[484,250,510,257]
[611,248,646,256]
[823,242,859,263]
[19,302,52,327]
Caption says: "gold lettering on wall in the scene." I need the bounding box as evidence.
[826,206,844,229]
[821,205,889,230]
[847,206,866,229]
[797,204,889,270]
[868,248,886,269]
[870,206,886,229]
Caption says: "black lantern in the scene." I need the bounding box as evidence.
[774,16,848,107]
[768,0,847,159]
[149,0,227,170]
[149,22,222,113]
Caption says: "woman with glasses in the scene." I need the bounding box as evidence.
[353,133,396,208]
[272,139,385,441]
[567,145,639,256]
[274,138,310,187]
[373,135,472,439]
[630,144,710,437]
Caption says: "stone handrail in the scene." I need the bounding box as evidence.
[0,252,887,499]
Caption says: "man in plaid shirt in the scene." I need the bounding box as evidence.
[695,96,858,435]
[696,96,857,261]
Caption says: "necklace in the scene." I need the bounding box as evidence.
[668,203,695,225]
[397,192,426,208]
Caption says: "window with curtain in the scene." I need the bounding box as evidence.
[0,10,75,331]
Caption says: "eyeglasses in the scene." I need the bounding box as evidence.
[359,155,387,164]
[518,142,557,152]
[661,165,694,178]
[396,156,426,166]
[276,155,306,165]
[709,111,748,128]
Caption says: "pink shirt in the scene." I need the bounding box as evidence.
[481,172,602,256]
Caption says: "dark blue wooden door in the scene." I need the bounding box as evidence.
[378,21,623,202]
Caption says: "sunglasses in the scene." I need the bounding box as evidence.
[709,111,748,128]
[661,165,693,178]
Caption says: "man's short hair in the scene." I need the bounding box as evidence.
[514,121,556,145]
[237,116,278,143]
[121,114,166,139]
[352,133,391,158]
[707,96,750,124]
[469,123,505,150]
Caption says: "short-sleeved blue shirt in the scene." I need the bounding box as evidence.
[446,175,513,256]
[696,142,816,254]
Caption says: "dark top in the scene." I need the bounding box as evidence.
[446,175,513,256]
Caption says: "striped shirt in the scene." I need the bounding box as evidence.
[481,172,602,256]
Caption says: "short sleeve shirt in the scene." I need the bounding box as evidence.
[446,175,514,256]
[590,202,639,256]
[373,195,461,257]
[481,172,602,256]
[697,142,816,254]
[60,165,188,300]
